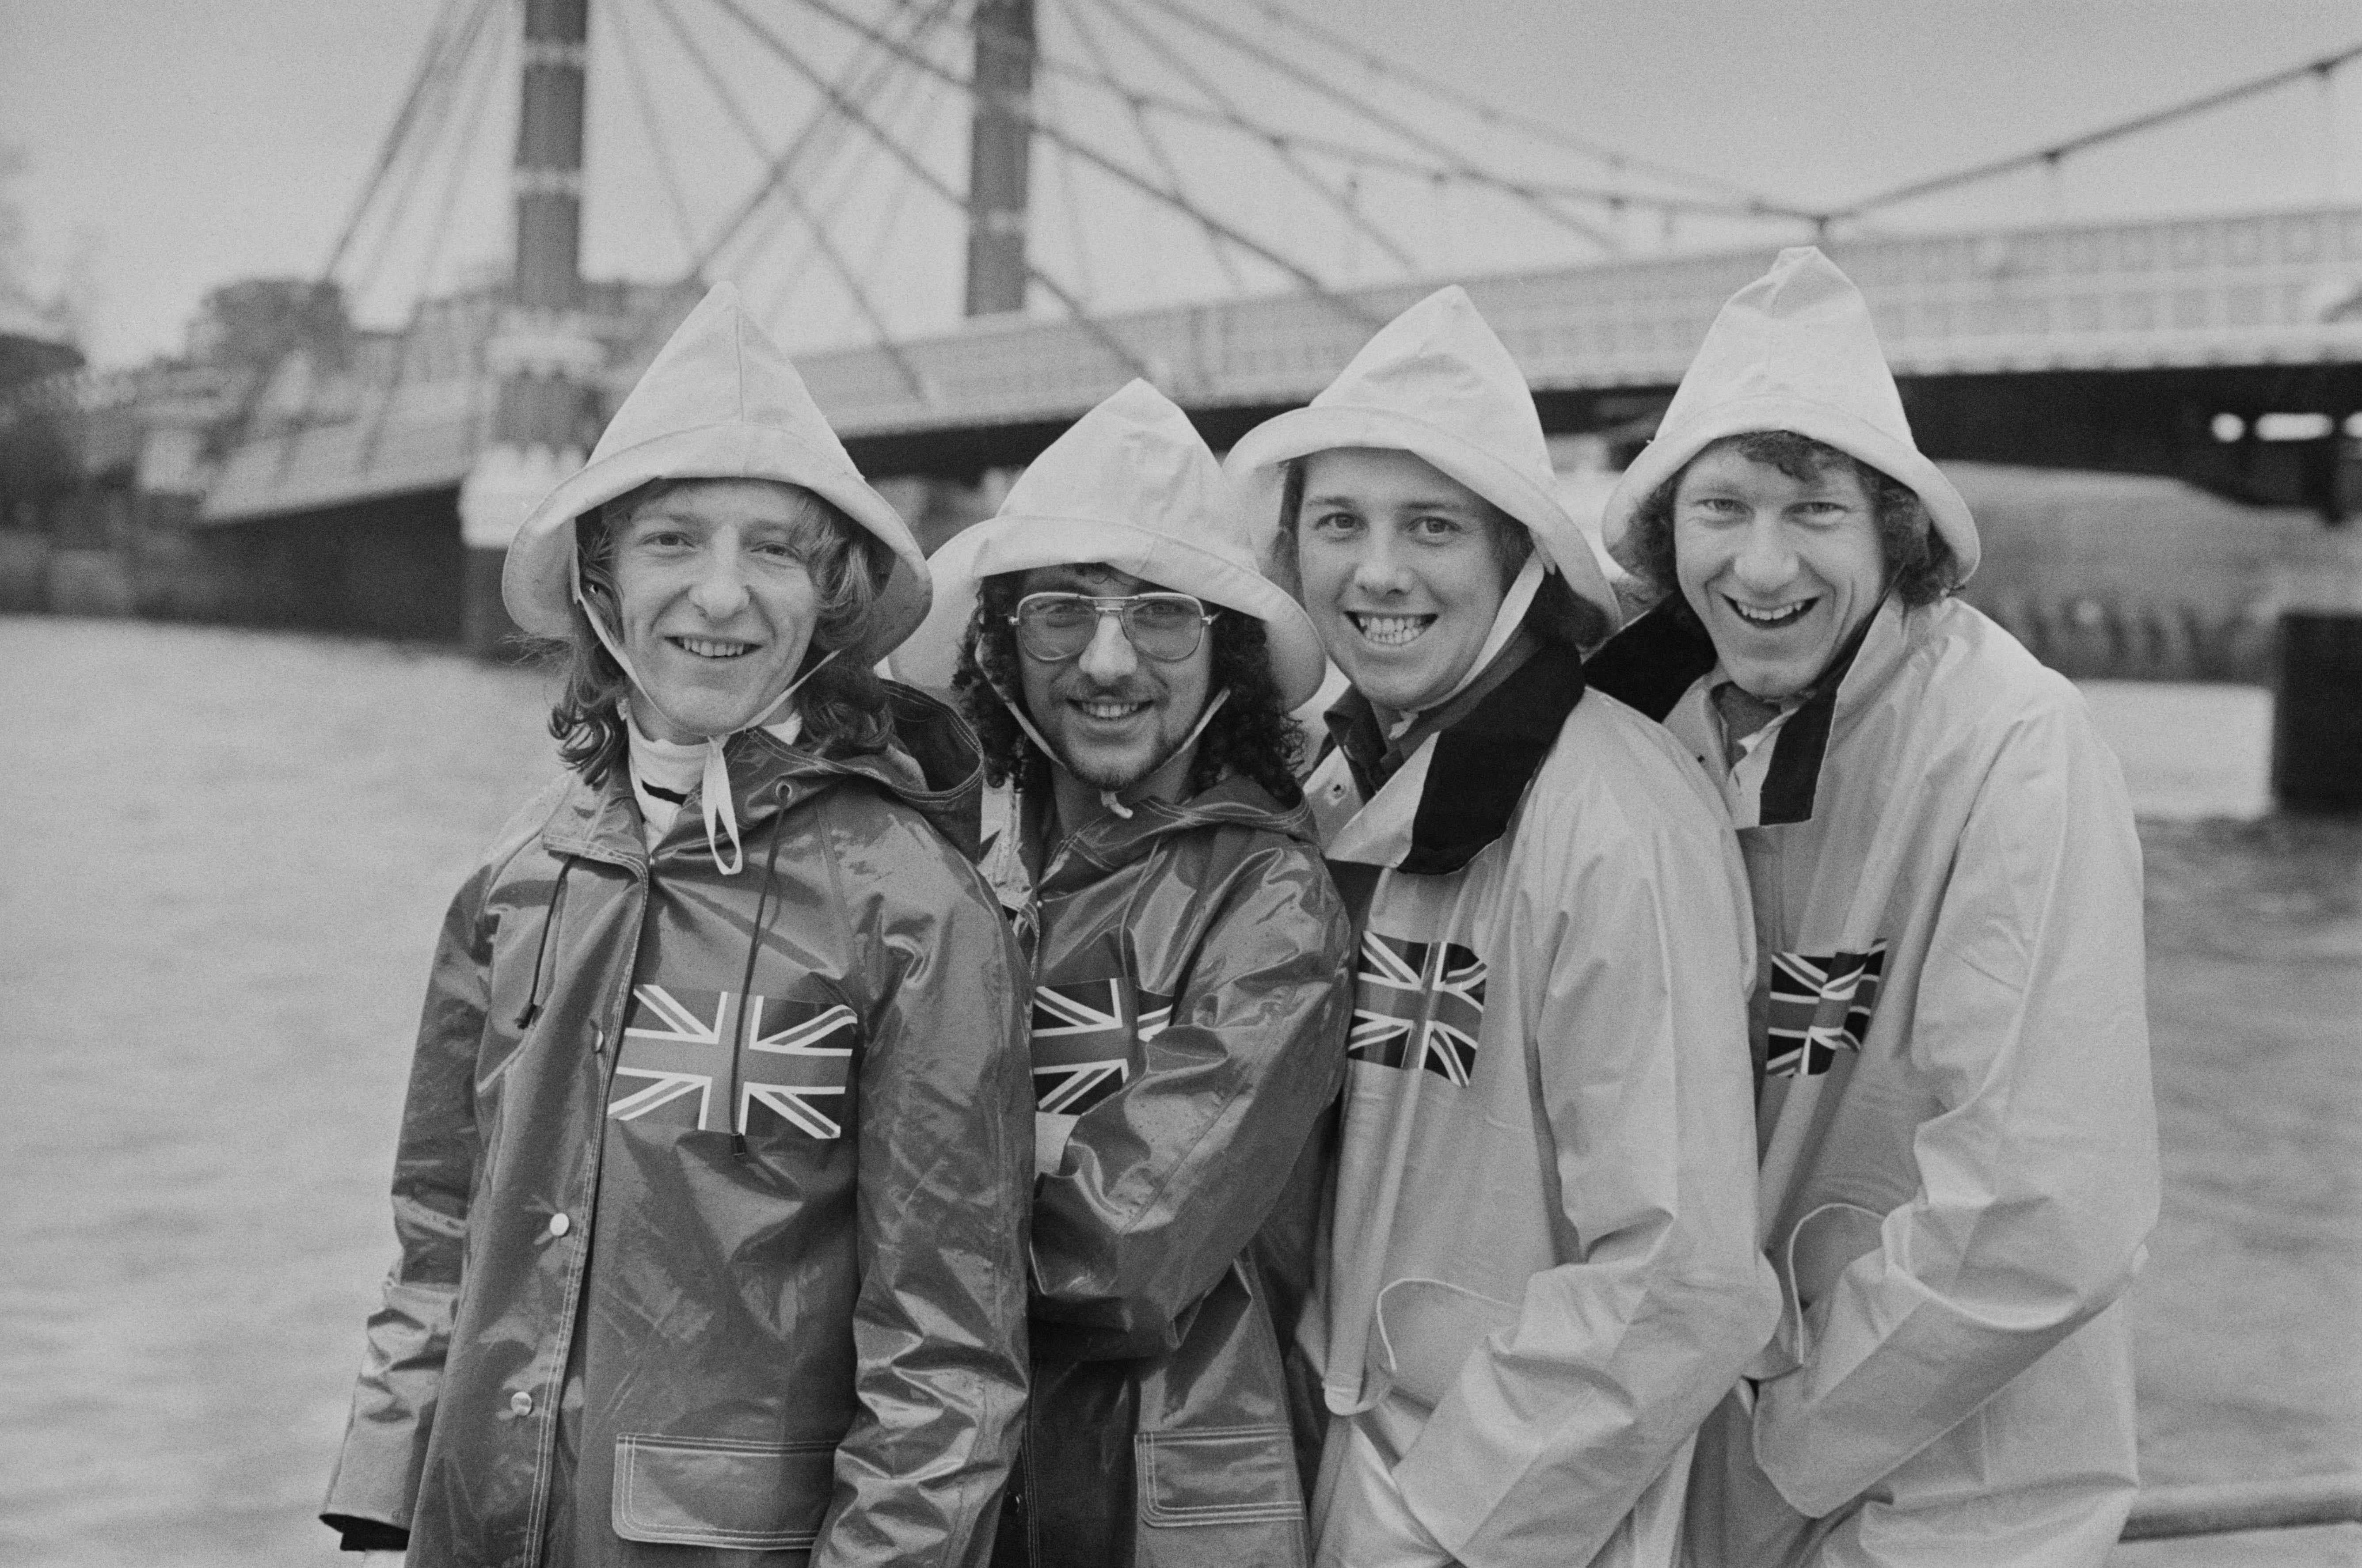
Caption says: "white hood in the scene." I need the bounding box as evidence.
[894,379,1328,709]
[501,281,930,663]
[1222,285,1622,631]
[1601,247,1979,582]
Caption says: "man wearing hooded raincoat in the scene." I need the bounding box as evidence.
[1226,288,1779,1568]
[1586,248,2160,1567]
[896,381,1355,1568]
[322,285,1034,1568]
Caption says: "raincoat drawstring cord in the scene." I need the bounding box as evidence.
[514,856,577,1030]
[728,810,789,1163]
[984,678,1234,822]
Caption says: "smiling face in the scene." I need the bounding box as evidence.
[1012,563,1215,796]
[606,479,828,742]
[1672,443,1890,701]
[1293,448,1514,721]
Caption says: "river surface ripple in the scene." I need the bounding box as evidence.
[3,617,2356,1566]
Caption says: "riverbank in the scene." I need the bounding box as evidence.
[2,617,2354,1565]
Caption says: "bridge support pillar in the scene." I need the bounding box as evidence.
[463,0,602,658]
[962,0,1035,318]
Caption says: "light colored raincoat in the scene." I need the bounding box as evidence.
[324,285,1034,1568]
[1591,249,2159,1568]
[899,383,1351,1568]
[1228,289,1779,1568]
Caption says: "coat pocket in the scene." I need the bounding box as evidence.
[1137,1424,1305,1527]
[611,1433,835,1549]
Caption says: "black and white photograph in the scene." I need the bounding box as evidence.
[2,2,2358,1564]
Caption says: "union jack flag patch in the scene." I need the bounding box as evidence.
[1765,943,1887,1078]
[1349,932,1487,1086]
[609,985,859,1138]
[1028,976,1173,1114]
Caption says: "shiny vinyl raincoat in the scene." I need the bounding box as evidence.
[981,773,1354,1568]
[323,688,1034,1568]
[1590,596,2160,1567]
[1304,632,1780,1568]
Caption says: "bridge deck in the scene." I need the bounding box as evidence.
[203,204,2362,524]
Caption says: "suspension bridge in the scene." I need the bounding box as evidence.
[52,0,2362,650]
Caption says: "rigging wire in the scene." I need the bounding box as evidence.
[1236,0,1794,210]
[757,16,950,323]
[1053,0,1246,293]
[958,4,1788,222]
[1030,37,1103,308]
[342,0,507,310]
[1826,38,2362,223]
[764,0,1383,324]
[680,0,961,278]
[1082,0,1415,274]
[608,0,704,266]
[702,0,1156,375]
[1129,0,1620,253]
[318,0,485,281]
[810,62,955,327]
[355,8,509,473]
[657,0,934,399]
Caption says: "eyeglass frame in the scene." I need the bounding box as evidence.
[1007,590,1218,663]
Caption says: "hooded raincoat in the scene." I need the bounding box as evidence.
[1590,249,2159,1568]
[1226,289,1779,1568]
[325,284,1034,1568]
[899,382,1354,1568]
[322,698,1033,1568]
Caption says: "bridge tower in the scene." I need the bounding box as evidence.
[460,0,605,656]
[963,0,1035,317]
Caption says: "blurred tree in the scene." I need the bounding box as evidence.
[186,277,351,378]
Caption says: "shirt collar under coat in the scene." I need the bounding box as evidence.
[1315,610,1590,876]
[1584,591,1912,827]
[539,681,991,868]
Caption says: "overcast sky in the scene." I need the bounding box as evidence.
[6,0,2362,366]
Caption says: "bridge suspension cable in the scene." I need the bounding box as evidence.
[702,0,1159,373]
[765,0,1388,323]
[1825,37,2362,223]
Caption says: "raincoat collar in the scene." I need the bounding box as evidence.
[1317,616,1588,875]
[1587,593,1915,827]
[981,771,1315,906]
[539,682,989,868]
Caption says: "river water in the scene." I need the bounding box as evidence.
[3,617,2356,1566]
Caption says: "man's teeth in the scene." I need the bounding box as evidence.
[1728,598,1813,628]
[1353,614,1431,647]
[675,636,753,659]
[1077,699,1149,719]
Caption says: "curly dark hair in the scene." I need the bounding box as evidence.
[1616,430,1959,610]
[951,568,1305,808]
[1270,457,1615,653]
[543,478,898,786]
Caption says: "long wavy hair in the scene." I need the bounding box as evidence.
[951,569,1305,807]
[1615,430,1959,615]
[544,478,898,786]
[1269,457,1615,653]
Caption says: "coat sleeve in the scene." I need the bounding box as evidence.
[1391,780,1781,1568]
[818,842,1035,1568]
[1751,695,2160,1516]
[1025,841,1355,1362]
[319,862,496,1541]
